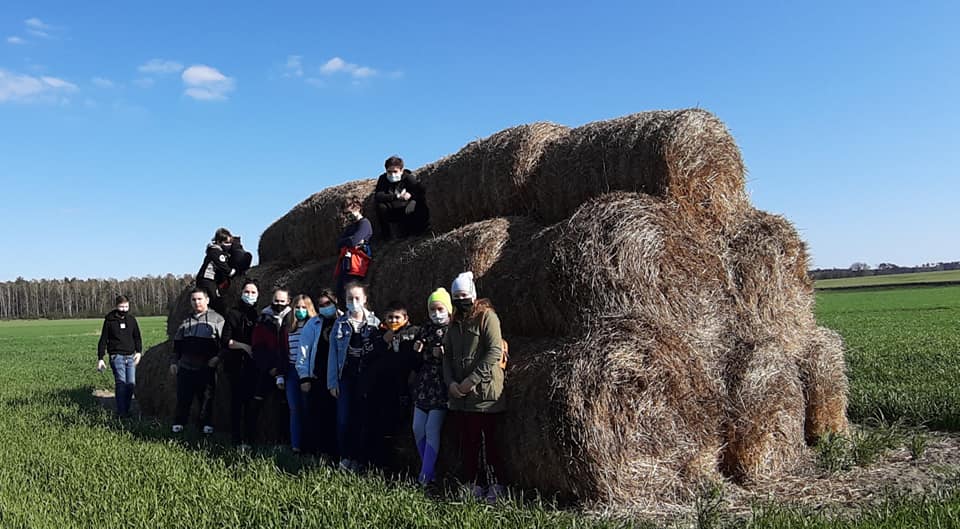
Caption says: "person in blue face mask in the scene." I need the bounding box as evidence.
[284,294,316,453]
[221,279,261,448]
[296,288,341,458]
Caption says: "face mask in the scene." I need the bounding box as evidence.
[453,298,474,313]
[272,303,287,314]
[386,171,402,183]
[294,308,309,321]
[241,293,258,306]
[319,305,337,319]
[385,321,404,332]
[117,306,129,314]
[429,310,449,325]
[351,211,362,220]
[346,301,362,314]
[222,242,232,249]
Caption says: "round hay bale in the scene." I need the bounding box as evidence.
[721,342,806,482]
[137,340,290,443]
[535,109,747,229]
[724,207,815,349]
[800,326,849,443]
[500,325,726,507]
[257,179,377,266]
[417,122,570,233]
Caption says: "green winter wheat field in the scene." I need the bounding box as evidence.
[0,284,959,528]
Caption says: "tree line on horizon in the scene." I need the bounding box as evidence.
[0,274,194,320]
[809,261,960,280]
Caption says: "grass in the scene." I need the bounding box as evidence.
[815,269,960,289]
[815,285,960,429]
[1,283,960,528]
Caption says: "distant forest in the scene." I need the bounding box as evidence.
[809,261,960,280]
[0,274,194,320]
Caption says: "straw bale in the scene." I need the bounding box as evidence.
[535,109,747,228]
[799,326,850,442]
[258,179,377,266]
[417,122,570,233]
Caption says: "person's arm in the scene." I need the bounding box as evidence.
[208,245,232,277]
[296,322,316,381]
[132,317,142,353]
[326,325,340,393]
[374,175,394,204]
[354,218,372,246]
[404,172,425,197]
[97,319,109,359]
[460,311,502,393]
[442,330,464,397]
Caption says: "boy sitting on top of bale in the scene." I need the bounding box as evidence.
[374,155,429,240]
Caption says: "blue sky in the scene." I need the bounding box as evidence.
[1,1,957,281]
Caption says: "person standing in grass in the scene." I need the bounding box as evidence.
[327,282,380,472]
[296,289,341,458]
[96,295,143,418]
[250,288,293,441]
[284,294,316,453]
[221,279,261,448]
[443,272,507,503]
[411,288,452,488]
[170,288,225,435]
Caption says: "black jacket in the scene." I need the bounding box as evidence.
[97,310,142,359]
[197,242,233,285]
[374,170,425,211]
[221,302,259,370]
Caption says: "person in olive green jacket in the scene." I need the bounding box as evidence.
[442,271,506,504]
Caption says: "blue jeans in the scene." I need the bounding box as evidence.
[110,354,136,416]
[284,364,305,450]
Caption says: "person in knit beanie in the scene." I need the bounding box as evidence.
[410,288,453,489]
[442,272,508,503]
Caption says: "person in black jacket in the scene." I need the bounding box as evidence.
[373,155,429,240]
[221,279,261,448]
[196,227,252,314]
[336,197,373,308]
[96,295,143,418]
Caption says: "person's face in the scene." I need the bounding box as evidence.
[116,302,130,313]
[345,287,366,309]
[317,296,333,310]
[191,293,209,313]
[242,284,258,297]
[222,236,233,247]
[386,165,403,179]
[452,291,472,301]
[293,299,309,311]
[342,206,360,221]
[384,310,408,327]
[273,291,289,307]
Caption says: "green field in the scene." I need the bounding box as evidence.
[815,269,960,289]
[1,287,959,528]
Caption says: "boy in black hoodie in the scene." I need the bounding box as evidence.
[373,155,429,240]
[96,295,143,418]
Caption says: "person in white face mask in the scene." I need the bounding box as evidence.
[373,155,430,240]
[221,279,261,448]
[410,287,452,489]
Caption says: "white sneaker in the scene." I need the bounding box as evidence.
[202,425,214,435]
[171,424,184,433]
[238,443,252,452]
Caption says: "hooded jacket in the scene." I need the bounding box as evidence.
[374,169,425,212]
[97,309,142,359]
[442,307,505,413]
[172,309,225,369]
[197,242,234,285]
[251,306,292,373]
[221,301,259,370]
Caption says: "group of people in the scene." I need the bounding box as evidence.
[95,156,508,502]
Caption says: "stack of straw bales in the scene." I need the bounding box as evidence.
[149,108,848,509]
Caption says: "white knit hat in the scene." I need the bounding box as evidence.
[451,271,477,300]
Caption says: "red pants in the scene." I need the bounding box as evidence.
[459,411,502,485]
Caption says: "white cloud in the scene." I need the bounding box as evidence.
[91,77,114,88]
[0,68,77,103]
[24,18,53,39]
[132,77,154,88]
[319,56,377,78]
[283,55,303,77]
[138,59,183,74]
[6,36,26,45]
[181,64,234,101]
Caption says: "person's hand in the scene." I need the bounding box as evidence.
[330,387,339,398]
[169,364,178,376]
[96,359,106,372]
[275,376,285,390]
[300,381,312,393]
[400,191,412,201]
[457,380,475,395]
[208,356,220,368]
[133,353,142,366]
[448,382,465,399]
